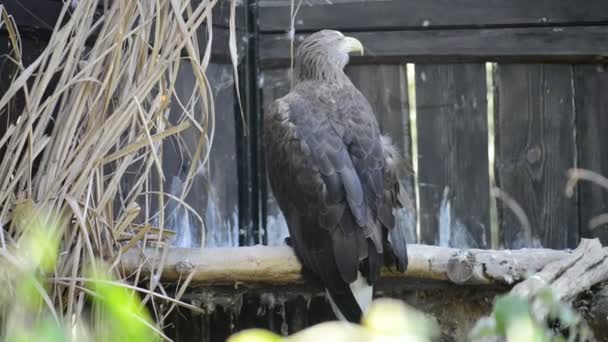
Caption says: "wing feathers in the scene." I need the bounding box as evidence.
[265,84,408,323]
[332,227,359,283]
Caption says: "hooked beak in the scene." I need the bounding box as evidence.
[344,36,364,56]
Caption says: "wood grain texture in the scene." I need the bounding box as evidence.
[416,64,490,248]
[259,26,608,68]
[2,0,245,31]
[511,239,608,303]
[258,0,608,32]
[494,64,578,249]
[2,0,246,66]
[574,64,608,244]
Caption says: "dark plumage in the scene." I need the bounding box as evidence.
[264,30,408,323]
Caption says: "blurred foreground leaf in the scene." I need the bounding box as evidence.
[88,264,160,342]
[227,298,438,342]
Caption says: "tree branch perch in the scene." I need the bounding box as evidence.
[120,243,571,286]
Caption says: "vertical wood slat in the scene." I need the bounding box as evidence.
[161,63,239,248]
[203,64,240,246]
[416,63,490,248]
[494,64,578,249]
[346,64,417,244]
[575,64,608,243]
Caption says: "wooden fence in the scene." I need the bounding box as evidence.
[258,0,608,251]
[6,0,608,252]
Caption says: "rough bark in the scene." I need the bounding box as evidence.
[511,239,608,301]
[507,238,608,337]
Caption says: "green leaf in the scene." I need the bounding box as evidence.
[493,295,532,334]
[535,287,556,308]
[87,264,159,342]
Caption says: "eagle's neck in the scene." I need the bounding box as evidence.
[294,53,351,85]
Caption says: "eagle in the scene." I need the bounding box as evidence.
[264,30,409,322]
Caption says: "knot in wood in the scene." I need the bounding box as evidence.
[526,146,542,164]
[447,250,476,284]
[176,260,195,274]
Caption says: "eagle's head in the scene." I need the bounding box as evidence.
[294,30,364,83]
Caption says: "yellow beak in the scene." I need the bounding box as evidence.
[344,36,364,56]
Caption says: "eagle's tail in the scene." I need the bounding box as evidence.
[326,271,373,323]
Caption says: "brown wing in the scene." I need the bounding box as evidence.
[264,90,371,285]
[264,82,408,319]
[265,91,369,322]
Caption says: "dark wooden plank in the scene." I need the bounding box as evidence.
[2,0,64,30]
[259,26,608,68]
[494,64,577,249]
[258,0,608,32]
[416,64,490,248]
[160,63,239,248]
[195,26,247,65]
[345,64,417,244]
[574,64,608,244]
[202,0,247,29]
[2,0,245,31]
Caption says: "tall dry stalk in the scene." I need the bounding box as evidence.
[0,0,227,334]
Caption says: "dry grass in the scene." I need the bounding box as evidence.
[0,0,231,336]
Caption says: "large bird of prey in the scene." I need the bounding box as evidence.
[264,30,409,322]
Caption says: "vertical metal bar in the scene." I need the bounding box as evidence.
[248,0,265,245]
[236,0,263,246]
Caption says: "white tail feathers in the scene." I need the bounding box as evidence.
[326,271,373,322]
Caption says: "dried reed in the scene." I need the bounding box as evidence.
[0,0,231,336]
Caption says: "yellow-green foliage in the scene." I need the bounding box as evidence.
[88,264,159,342]
[0,203,160,342]
[228,290,591,342]
[470,288,591,342]
[227,298,438,342]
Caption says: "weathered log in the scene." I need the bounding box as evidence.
[511,239,608,301]
[120,243,570,286]
[504,238,608,334]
